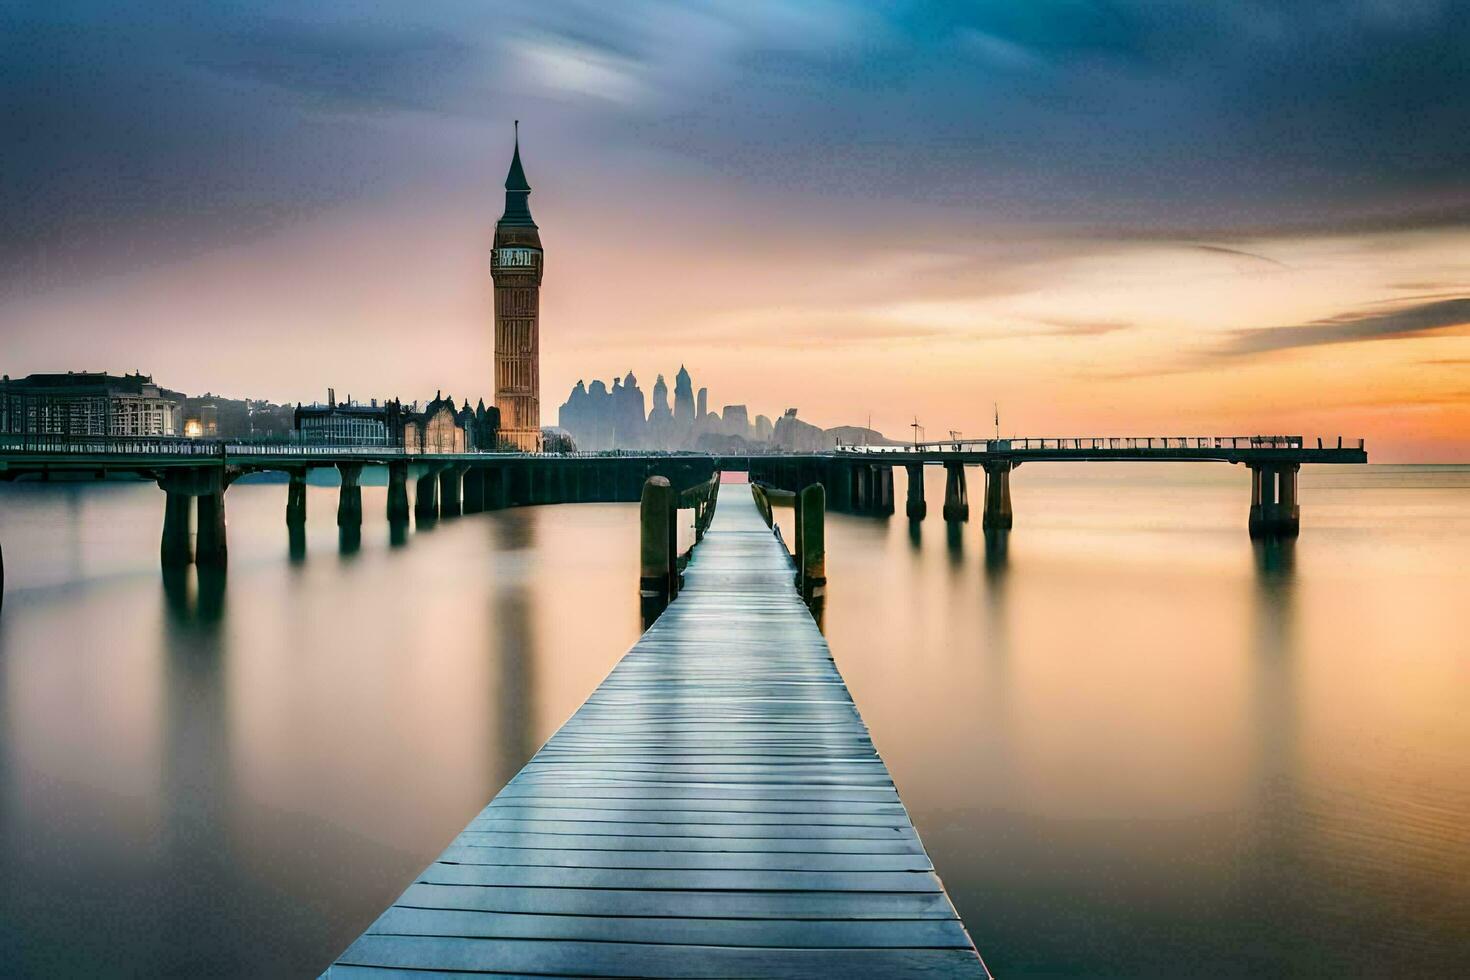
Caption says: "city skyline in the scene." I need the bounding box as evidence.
[3,3,1468,460]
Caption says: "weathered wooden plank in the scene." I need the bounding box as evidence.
[393,883,962,920]
[369,907,974,949]
[464,817,917,836]
[436,844,933,872]
[419,863,945,892]
[335,935,985,979]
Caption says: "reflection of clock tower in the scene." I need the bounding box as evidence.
[491,122,542,452]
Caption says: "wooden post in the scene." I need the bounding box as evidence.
[640,476,676,604]
[799,483,825,599]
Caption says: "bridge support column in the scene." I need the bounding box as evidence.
[336,463,363,527]
[1280,464,1300,534]
[1248,463,1299,537]
[981,462,1014,530]
[158,466,224,567]
[855,466,871,512]
[841,464,858,512]
[160,490,194,566]
[942,462,969,522]
[905,463,926,520]
[484,466,507,510]
[462,467,484,514]
[286,469,307,526]
[195,491,228,566]
[415,470,439,521]
[877,466,894,515]
[439,466,464,517]
[386,462,410,522]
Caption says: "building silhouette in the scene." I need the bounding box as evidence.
[674,365,695,427]
[492,122,543,452]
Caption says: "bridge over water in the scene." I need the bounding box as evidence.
[321,481,990,978]
[0,433,1365,602]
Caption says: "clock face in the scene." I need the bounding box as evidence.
[494,247,539,270]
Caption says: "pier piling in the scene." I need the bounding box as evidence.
[905,463,926,520]
[981,462,1014,530]
[286,469,307,526]
[336,463,363,527]
[386,462,410,522]
[943,462,969,522]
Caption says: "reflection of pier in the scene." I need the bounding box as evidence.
[323,489,989,978]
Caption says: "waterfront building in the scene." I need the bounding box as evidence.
[491,123,543,452]
[403,393,465,453]
[0,371,183,437]
[294,391,403,446]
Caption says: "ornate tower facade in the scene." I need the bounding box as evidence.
[491,123,543,452]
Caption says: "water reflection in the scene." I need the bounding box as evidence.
[160,564,233,973]
[907,518,923,550]
[490,514,535,790]
[337,526,361,557]
[982,528,1009,576]
[945,520,965,565]
[388,520,409,549]
[1245,536,1302,967]
[288,524,307,563]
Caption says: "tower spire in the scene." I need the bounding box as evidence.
[499,120,535,226]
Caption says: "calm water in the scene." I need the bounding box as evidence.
[0,464,1466,977]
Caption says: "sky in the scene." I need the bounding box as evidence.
[2,1,1468,460]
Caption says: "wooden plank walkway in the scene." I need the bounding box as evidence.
[323,487,989,978]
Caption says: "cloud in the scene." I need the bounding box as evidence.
[511,35,648,105]
[1032,318,1132,336]
[1191,244,1288,268]
[1220,297,1470,356]
[195,19,483,114]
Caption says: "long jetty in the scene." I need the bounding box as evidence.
[322,484,988,978]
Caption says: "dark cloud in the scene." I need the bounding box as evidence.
[193,19,483,114]
[1220,297,1470,356]
[2,0,1468,294]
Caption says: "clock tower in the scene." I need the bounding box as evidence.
[491,122,543,452]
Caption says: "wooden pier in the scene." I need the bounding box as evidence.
[323,485,988,978]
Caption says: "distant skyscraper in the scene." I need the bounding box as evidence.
[492,122,543,452]
[696,386,708,422]
[650,374,671,420]
[673,365,695,425]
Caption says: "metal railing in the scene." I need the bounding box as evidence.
[835,435,1366,453]
[0,434,718,460]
